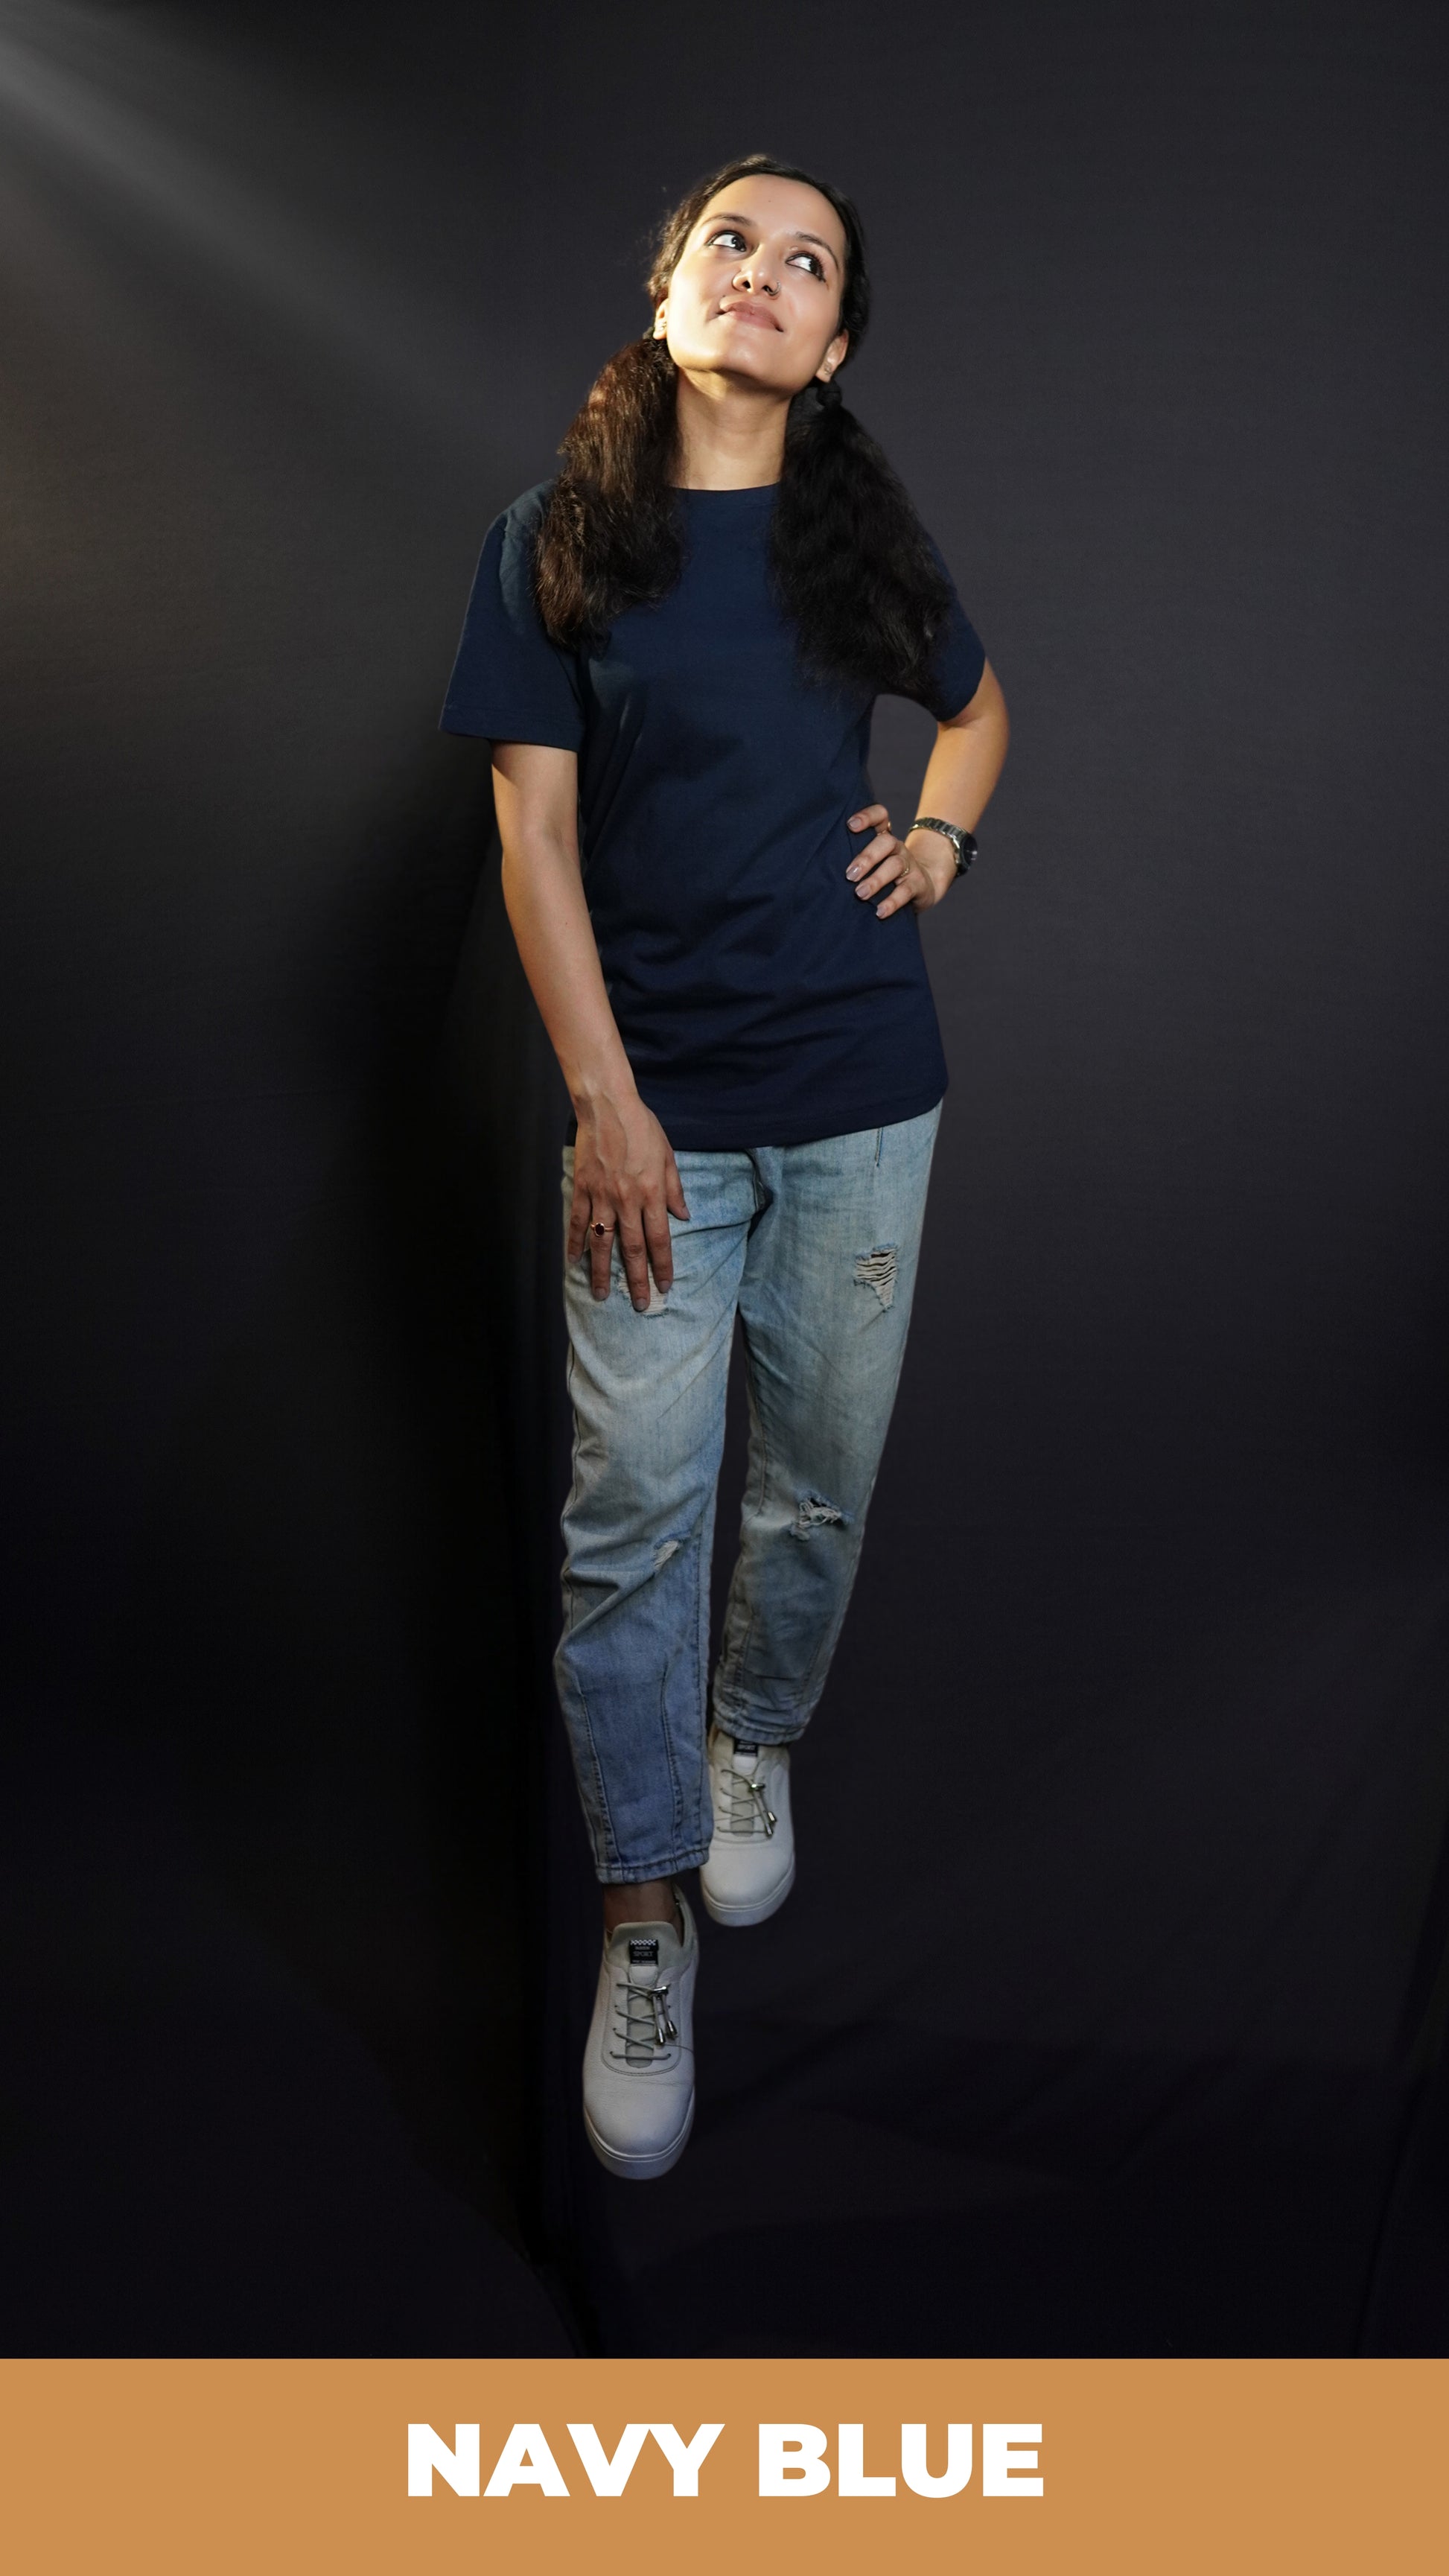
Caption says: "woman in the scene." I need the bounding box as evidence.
[442,153,1009,2181]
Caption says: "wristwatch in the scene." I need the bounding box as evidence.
[910,815,978,877]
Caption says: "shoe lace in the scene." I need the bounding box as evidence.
[610,1974,677,2067]
[716,1756,776,1839]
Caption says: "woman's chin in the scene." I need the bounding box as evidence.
[676,349,798,399]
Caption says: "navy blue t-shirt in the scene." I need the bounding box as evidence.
[440,480,985,1149]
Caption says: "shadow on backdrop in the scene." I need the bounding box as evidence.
[4,751,574,2353]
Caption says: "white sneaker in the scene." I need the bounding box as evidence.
[582,1890,697,2181]
[699,1729,795,1927]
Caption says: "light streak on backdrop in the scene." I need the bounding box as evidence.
[0,0,503,444]
[0,0,539,1647]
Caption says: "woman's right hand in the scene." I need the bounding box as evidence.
[569,1087,690,1308]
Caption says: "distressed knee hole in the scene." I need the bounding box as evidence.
[614,1270,670,1315]
[853,1243,899,1309]
[792,1491,846,1539]
[652,1537,682,1570]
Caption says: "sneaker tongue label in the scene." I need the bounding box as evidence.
[733,1742,759,1758]
[628,1937,659,1964]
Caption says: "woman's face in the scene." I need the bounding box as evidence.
[656,174,850,398]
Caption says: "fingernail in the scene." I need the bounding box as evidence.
[847,864,860,880]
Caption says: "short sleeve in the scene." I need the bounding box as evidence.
[905,537,987,722]
[439,492,585,749]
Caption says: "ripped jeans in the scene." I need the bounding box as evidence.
[554,1104,940,1883]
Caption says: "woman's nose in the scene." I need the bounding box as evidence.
[733,258,778,296]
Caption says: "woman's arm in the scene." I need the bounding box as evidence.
[846,658,1010,917]
[491,740,688,1309]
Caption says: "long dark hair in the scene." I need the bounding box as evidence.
[532,153,952,696]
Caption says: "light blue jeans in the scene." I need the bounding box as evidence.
[554,1105,940,1883]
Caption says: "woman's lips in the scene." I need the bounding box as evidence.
[717,301,780,330]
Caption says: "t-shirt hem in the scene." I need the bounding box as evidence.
[923,635,987,721]
[438,710,582,748]
[635,1075,947,1153]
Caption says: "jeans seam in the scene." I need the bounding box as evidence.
[797,1521,868,1705]
[657,1660,686,1859]
[573,1680,622,1874]
[715,1342,771,1711]
[693,1478,714,1850]
[558,1253,628,1877]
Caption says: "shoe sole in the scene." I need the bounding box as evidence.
[584,2092,695,2182]
[698,1853,796,1928]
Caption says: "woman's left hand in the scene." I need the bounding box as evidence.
[845,804,955,917]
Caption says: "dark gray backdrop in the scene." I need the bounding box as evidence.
[2,0,1446,2354]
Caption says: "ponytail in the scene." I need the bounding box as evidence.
[771,378,952,697]
[533,333,683,649]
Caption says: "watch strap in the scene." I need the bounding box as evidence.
[910,815,978,877]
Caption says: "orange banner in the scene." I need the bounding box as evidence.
[3,2356,1445,2575]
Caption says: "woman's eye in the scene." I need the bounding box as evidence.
[705,227,748,251]
[787,250,825,279]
